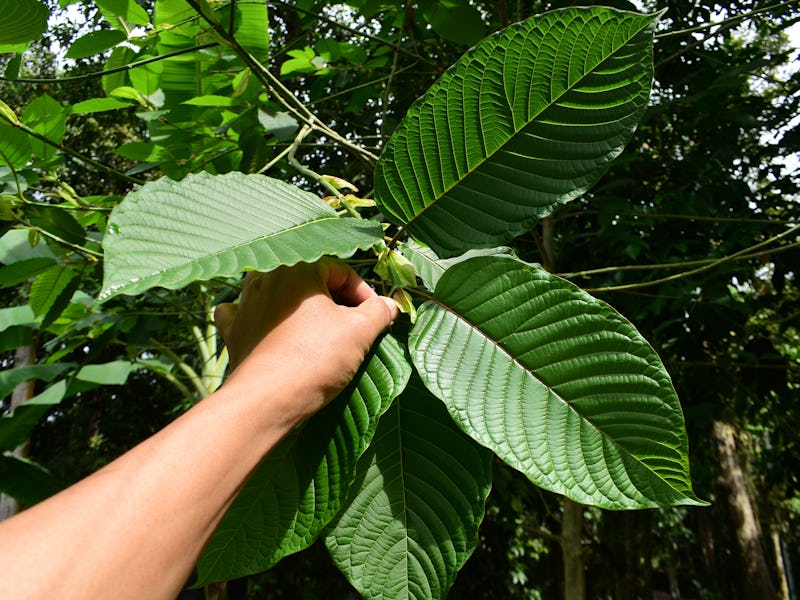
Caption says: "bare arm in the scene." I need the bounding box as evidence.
[0,259,397,600]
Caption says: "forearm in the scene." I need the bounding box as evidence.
[0,374,300,600]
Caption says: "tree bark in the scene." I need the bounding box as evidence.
[712,420,776,599]
[771,522,791,600]
[0,345,37,521]
[561,497,585,600]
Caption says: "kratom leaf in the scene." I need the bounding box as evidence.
[400,241,515,291]
[99,172,383,300]
[0,380,66,451]
[374,7,660,257]
[21,94,68,160]
[95,0,150,28]
[223,0,270,62]
[0,363,72,401]
[325,379,492,600]
[0,454,62,505]
[0,258,56,288]
[422,0,487,46]
[196,334,411,584]
[28,265,78,318]
[0,305,36,332]
[65,29,127,59]
[0,123,31,168]
[71,97,135,114]
[0,0,49,45]
[409,256,704,510]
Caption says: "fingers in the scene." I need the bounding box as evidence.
[318,258,377,306]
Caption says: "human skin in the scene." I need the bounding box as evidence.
[0,259,398,600]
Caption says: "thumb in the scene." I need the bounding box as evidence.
[354,295,398,337]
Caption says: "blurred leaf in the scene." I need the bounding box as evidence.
[65,29,128,59]
[0,0,49,45]
[28,264,78,318]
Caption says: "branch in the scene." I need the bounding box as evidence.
[1,43,219,84]
[184,0,379,165]
[270,0,437,67]
[0,113,144,186]
[655,0,799,40]
[559,240,800,279]
[585,226,800,293]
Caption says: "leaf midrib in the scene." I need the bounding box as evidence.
[422,295,690,504]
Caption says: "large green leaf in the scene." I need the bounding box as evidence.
[95,0,150,29]
[409,256,704,510]
[400,241,515,292]
[374,7,659,257]
[99,172,383,300]
[65,29,128,59]
[196,334,411,584]
[0,0,49,45]
[0,123,31,168]
[325,379,492,600]
[0,454,62,505]
[0,381,66,451]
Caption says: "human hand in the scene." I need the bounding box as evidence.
[214,259,398,422]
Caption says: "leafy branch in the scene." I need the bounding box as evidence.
[0,42,219,84]
[184,0,379,165]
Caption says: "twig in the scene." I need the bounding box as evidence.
[1,43,219,84]
[0,113,144,186]
[586,225,800,292]
[558,240,800,279]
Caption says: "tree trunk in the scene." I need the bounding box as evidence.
[771,522,791,600]
[561,497,585,600]
[0,345,38,521]
[712,420,776,598]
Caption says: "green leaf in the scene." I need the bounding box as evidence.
[95,0,150,28]
[374,7,660,257]
[0,305,36,332]
[0,326,34,353]
[257,110,299,142]
[71,97,135,114]
[0,454,62,505]
[409,256,704,509]
[0,257,57,288]
[0,98,21,125]
[0,0,49,45]
[422,1,487,46]
[182,95,235,107]
[28,265,78,318]
[76,360,134,385]
[0,123,31,168]
[24,203,85,245]
[0,229,59,263]
[100,172,384,300]
[115,141,165,162]
[0,363,72,401]
[65,29,128,59]
[400,241,515,291]
[196,334,411,584]
[102,46,137,95]
[225,0,269,62]
[0,380,66,451]
[21,94,68,160]
[325,379,493,600]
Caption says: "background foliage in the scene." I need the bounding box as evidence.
[1,0,798,599]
